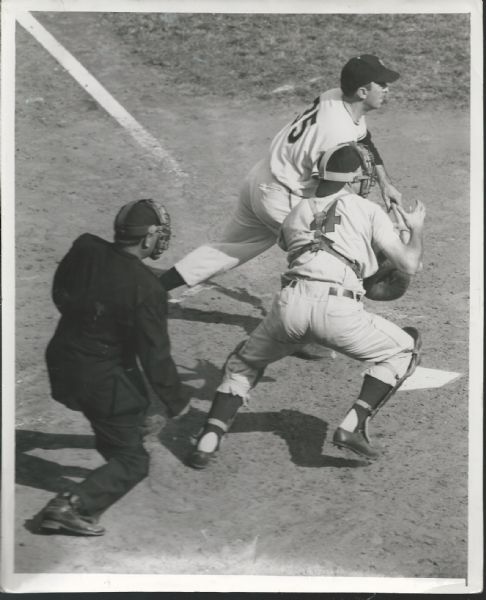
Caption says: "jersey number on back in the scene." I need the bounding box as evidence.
[323,200,341,233]
[287,97,319,144]
[313,199,341,242]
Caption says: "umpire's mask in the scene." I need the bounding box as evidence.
[114,199,171,259]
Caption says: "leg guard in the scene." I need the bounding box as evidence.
[221,340,266,394]
[368,326,422,418]
[333,328,421,461]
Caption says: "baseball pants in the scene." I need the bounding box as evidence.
[62,367,150,516]
[217,278,415,400]
[175,158,302,287]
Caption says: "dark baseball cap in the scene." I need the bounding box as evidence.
[114,199,168,239]
[341,54,400,91]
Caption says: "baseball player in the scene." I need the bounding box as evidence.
[160,54,402,293]
[39,199,190,536]
[187,143,425,469]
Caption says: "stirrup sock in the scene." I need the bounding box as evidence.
[359,375,393,413]
[197,393,243,451]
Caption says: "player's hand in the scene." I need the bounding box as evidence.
[380,181,403,211]
[394,200,426,232]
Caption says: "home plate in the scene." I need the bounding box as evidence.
[399,367,462,391]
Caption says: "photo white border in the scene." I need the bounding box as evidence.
[2,0,483,593]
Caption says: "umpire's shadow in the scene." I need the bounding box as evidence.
[16,429,97,535]
[16,429,95,494]
[160,407,366,469]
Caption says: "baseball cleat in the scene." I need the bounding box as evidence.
[187,448,217,470]
[332,428,380,460]
[40,494,105,536]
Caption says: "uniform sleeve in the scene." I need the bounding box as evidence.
[134,287,186,417]
[371,205,399,251]
[277,226,289,251]
[52,236,86,313]
[360,129,383,166]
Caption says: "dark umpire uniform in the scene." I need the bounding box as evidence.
[40,199,188,536]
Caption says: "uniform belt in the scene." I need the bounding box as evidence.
[281,277,363,302]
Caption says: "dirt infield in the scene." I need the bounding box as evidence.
[12,11,470,583]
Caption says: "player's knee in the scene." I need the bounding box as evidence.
[366,353,411,386]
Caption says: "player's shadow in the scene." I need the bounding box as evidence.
[16,429,96,494]
[177,358,276,404]
[208,282,269,318]
[169,302,262,336]
[16,429,98,535]
[160,407,366,469]
[167,279,275,335]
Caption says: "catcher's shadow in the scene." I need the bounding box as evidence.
[159,407,366,469]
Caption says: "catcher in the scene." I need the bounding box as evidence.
[188,143,425,469]
[39,199,190,536]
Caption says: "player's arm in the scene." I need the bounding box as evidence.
[377,201,426,275]
[361,129,402,209]
[135,289,189,417]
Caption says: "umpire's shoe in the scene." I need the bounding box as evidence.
[332,428,380,460]
[40,492,105,536]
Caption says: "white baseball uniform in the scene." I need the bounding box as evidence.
[175,89,369,286]
[216,189,415,400]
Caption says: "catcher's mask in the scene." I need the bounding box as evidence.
[114,199,171,259]
[317,142,376,197]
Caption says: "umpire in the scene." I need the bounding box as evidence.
[39,199,189,536]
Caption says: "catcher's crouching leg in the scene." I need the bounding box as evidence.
[333,327,422,460]
[187,342,264,470]
[187,392,243,469]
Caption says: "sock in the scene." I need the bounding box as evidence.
[340,375,393,432]
[196,393,243,452]
[159,267,186,291]
[359,374,393,409]
[197,427,223,453]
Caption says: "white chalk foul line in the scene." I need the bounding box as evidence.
[17,11,186,178]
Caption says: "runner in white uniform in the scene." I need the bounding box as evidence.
[160,55,402,291]
[187,143,425,468]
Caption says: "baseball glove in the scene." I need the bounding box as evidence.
[363,256,411,301]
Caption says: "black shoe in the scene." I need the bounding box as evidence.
[40,494,105,536]
[332,428,380,460]
[187,429,222,470]
[187,448,216,470]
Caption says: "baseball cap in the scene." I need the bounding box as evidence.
[341,54,400,91]
[317,143,363,182]
[114,199,170,240]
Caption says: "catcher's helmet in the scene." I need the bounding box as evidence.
[317,142,376,197]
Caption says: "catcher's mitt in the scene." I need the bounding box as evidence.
[363,256,411,301]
